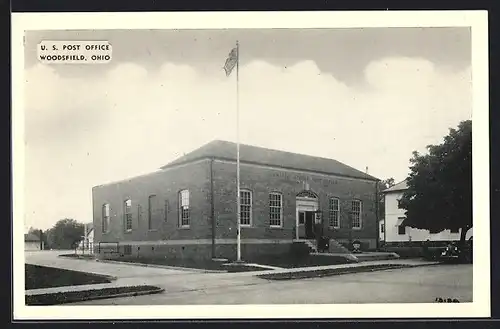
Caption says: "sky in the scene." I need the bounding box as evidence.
[23,28,472,230]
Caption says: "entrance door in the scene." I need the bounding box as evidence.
[305,211,315,239]
[295,193,319,240]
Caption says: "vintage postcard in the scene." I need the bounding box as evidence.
[11,11,489,319]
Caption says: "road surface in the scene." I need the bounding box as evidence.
[72,264,472,305]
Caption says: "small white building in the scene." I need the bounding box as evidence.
[77,223,94,254]
[380,180,462,245]
[25,233,43,251]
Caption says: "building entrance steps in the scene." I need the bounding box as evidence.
[292,239,318,253]
[328,239,350,254]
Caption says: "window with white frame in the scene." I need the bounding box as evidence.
[240,190,252,226]
[269,193,283,227]
[329,198,340,228]
[351,200,362,229]
[179,190,190,227]
[124,199,132,231]
[102,203,110,233]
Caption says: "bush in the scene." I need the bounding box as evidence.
[317,236,330,252]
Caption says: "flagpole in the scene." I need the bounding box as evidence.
[236,40,241,262]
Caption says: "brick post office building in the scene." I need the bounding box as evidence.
[92,140,380,261]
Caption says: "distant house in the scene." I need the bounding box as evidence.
[25,233,43,251]
[380,180,462,246]
[77,223,94,254]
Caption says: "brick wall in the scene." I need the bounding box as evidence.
[215,243,293,261]
[212,160,378,250]
[92,159,214,258]
[93,157,379,261]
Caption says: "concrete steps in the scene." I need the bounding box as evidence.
[328,239,350,254]
[303,240,318,253]
[293,239,399,263]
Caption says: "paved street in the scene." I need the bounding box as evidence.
[72,264,472,305]
[25,250,472,304]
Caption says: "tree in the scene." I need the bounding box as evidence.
[380,178,395,190]
[378,178,396,221]
[399,120,472,244]
[45,218,85,250]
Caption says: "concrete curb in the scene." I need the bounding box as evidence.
[95,259,225,273]
[26,286,165,305]
[256,262,441,280]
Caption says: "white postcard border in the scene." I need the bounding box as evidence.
[11,10,490,319]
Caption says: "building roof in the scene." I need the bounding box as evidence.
[382,180,408,193]
[161,140,378,181]
[24,233,40,242]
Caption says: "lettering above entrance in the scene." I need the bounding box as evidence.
[296,190,318,199]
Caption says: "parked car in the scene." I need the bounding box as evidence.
[440,238,472,264]
[440,243,460,262]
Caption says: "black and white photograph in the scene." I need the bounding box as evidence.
[12,11,490,319]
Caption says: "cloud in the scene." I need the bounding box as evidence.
[23,57,472,229]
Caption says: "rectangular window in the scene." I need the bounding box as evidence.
[329,198,340,228]
[398,224,406,235]
[269,193,283,227]
[148,195,157,230]
[351,200,362,229]
[102,204,110,233]
[179,190,190,227]
[381,223,385,233]
[124,199,132,231]
[240,190,252,226]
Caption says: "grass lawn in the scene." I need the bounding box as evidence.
[101,254,354,272]
[255,254,356,269]
[25,264,113,290]
[26,285,163,305]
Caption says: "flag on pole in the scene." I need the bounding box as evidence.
[224,47,238,77]
[223,42,242,261]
